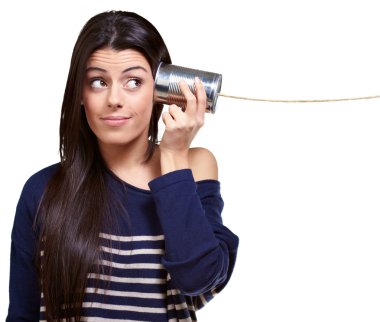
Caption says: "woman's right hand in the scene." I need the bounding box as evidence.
[159,77,207,174]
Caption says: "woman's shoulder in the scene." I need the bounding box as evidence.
[15,163,61,223]
[23,163,60,195]
[188,147,218,181]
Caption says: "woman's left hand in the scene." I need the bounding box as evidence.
[159,77,207,173]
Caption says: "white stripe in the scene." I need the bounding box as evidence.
[188,304,196,311]
[82,301,167,313]
[41,301,167,314]
[85,287,166,299]
[99,259,164,270]
[82,317,158,322]
[82,318,147,322]
[87,273,166,284]
[41,303,195,319]
[41,319,149,322]
[101,246,164,256]
[99,233,164,242]
[200,294,207,306]
[167,302,189,311]
[41,287,166,300]
[167,288,181,296]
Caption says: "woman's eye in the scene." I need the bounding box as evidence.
[90,79,107,88]
[125,78,142,89]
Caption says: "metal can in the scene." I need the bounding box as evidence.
[154,62,222,113]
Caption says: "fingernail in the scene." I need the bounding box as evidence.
[195,77,200,83]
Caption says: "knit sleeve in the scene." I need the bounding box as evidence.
[148,169,239,298]
[7,179,41,321]
[7,164,58,321]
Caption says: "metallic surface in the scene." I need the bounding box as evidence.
[154,62,222,113]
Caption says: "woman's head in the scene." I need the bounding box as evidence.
[60,11,171,165]
[82,48,156,153]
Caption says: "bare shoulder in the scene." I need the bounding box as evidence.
[188,147,218,181]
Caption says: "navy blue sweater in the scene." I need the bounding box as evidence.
[7,164,239,321]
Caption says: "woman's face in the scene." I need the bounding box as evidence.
[82,48,154,148]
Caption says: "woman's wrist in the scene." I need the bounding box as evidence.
[159,149,190,175]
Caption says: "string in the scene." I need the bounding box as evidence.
[218,93,380,103]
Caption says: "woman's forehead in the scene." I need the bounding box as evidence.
[87,48,150,70]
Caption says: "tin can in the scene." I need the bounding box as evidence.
[154,62,222,113]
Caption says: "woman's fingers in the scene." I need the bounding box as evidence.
[178,77,207,121]
[160,78,207,153]
[178,80,197,114]
[161,111,174,128]
[162,77,206,130]
[162,104,185,129]
[194,77,207,115]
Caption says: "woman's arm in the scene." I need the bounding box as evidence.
[153,76,238,295]
[7,165,57,321]
[148,165,238,296]
[7,180,41,321]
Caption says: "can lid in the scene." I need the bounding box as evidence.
[209,74,222,113]
[154,62,171,102]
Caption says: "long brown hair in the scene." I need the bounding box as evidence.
[35,11,171,321]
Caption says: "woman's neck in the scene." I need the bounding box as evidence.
[99,139,161,189]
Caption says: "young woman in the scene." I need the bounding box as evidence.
[7,10,239,321]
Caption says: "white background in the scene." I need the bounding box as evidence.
[1,0,380,321]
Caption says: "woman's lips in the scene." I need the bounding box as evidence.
[100,115,131,127]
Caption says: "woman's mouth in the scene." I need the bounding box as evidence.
[100,115,132,127]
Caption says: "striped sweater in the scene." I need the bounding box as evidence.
[7,164,239,321]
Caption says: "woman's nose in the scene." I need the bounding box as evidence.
[107,86,124,108]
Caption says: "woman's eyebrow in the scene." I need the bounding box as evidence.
[85,66,148,73]
[122,66,148,73]
[86,66,107,73]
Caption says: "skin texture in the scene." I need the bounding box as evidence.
[82,48,217,189]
